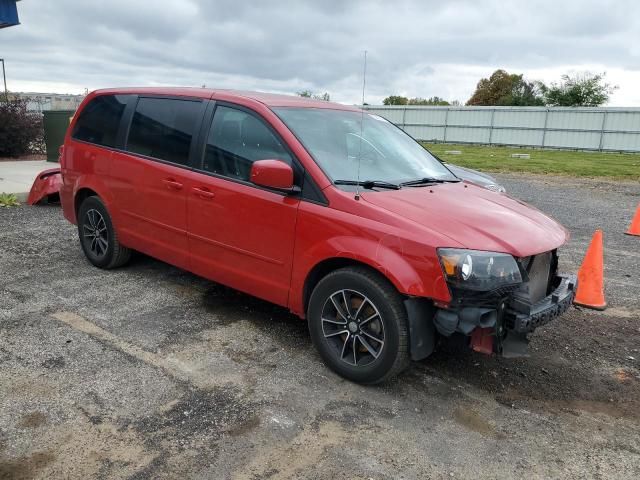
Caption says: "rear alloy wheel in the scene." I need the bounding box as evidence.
[83,208,109,259]
[77,196,131,269]
[308,267,409,384]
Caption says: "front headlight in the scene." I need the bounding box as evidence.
[437,248,522,291]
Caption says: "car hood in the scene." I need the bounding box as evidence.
[361,182,568,258]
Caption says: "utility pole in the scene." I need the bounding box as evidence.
[0,59,7,102]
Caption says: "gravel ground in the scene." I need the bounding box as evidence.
[0,174,638,479]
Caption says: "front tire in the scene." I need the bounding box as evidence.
[77,196,131,269]
[308,267,410,384]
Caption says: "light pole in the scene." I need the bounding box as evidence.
[0,58,7,102]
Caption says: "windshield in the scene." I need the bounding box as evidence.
[273,107,457,185]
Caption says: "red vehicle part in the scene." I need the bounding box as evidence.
[250,159,295,190]
[27,168,62,205]
[470,327,494,355]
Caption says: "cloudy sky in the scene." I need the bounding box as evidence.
[2,0,640,105]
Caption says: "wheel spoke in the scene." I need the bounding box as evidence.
[352,335,358,365]
[341,290,351,317]
[322,317,347,326]
[353,297,369,321]
[96,237,105,255]
[359,312,379,327]
[97,237,108,254]
[361,330,384,346]
[358,335,380,358]
[324,329,348,338]
[340,333,350,359]
[330,294,348,321]
[90,238,98,253]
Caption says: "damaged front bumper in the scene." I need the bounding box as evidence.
[432,273,577,356]
[506,274,577,334]
[27,168,62,205]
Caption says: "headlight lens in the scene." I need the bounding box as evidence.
[438,248,522,291]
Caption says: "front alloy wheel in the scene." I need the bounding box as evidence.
[321,289,385,367]
[308,267,409,384]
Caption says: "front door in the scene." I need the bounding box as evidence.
[187,104,300,306]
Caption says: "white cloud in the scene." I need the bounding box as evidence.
[2,0,639,105]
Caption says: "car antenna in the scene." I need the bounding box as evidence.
[355,50,367,201]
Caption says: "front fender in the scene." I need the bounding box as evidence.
[289,232,450,317]
[318,234,423,292]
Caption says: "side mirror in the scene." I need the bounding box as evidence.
[250,159,297,193]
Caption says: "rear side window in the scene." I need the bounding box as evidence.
[72,95,128,147]
[203,105,292,181]
[126,97,201,166]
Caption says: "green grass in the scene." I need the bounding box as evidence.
[422,143,640,180]
[0,193,20,207]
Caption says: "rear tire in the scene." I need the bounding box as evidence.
[77,196,131,269]
[308,266,410,384]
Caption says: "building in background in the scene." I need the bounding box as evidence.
[10,92,85,111]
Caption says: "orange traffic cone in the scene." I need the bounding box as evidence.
[625,204,640,236]
[574,229,606,310]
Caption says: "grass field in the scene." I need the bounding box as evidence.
[422,143,640,180]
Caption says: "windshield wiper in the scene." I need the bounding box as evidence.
[400,177,461,187]
[334,179,401,190]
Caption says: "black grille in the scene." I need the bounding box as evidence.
[450,284,520,308]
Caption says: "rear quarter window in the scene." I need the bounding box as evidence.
[72,95,129,147]
[126,97,202,166]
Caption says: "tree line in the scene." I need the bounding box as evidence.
[382,70,617,107]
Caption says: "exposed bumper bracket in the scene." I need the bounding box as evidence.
[506,274,577,334]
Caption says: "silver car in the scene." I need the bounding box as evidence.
[444,163,506,193]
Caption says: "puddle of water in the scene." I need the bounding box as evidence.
[452,407,505,439]
[17,412,47,429]
[0,451,55,480]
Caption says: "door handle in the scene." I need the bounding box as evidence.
[192,187,215,199]
[163,178,183,190]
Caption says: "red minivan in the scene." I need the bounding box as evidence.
[60,88,577,383]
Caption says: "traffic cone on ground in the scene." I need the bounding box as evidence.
[574,229,607,310]
[625,204,640,236]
